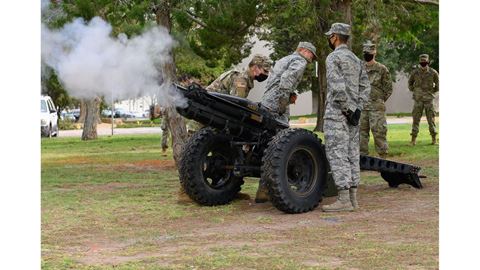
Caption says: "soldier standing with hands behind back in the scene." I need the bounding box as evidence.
[359,41,393,158]
[408,54,439,145]
[321,23,371,212]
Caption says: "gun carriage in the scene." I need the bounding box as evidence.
[176,84,423,214]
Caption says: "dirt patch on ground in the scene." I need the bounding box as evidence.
[131,159,176,169]
[43,161,438,269]
[111,160,176,172]
[48,156,95,165]
[69,178,438,268]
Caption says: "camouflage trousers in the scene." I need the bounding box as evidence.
[161,117,169,150]
[360,109,388,156]
[268,106,290,125]
[324,119,361,189]
[411,100,437,137]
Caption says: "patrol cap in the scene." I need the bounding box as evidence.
[362,40,376,53]
[324,22,351,36]
[249,54,272,71]
[419,54,429,62]
[297,41,318,59]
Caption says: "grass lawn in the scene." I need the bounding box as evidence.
[41,123,438,269]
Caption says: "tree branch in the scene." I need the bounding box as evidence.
[178,7,265,37]
[183,10,211,30]
[409,0,439,6]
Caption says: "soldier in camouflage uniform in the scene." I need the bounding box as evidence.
[255,42,317,203]
[260,42,317,124]
[321,23,371,212]
[408,54,439,145]
[206,54,272,98]
[359,41,393,158]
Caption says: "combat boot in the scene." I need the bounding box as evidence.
[431,134,437,145]
[379,153,387,159]
[321,189,354,212]
[255,183,270,203]
[410,135,417,146]
[349,187,359,210]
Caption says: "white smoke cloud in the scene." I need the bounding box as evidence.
[41,16,186,107]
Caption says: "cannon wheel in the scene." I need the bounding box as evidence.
[262,128,327,214]
[179,127,244,206]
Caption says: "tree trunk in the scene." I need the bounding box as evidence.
[314,49,327,132]
[78,100,86,123]
[81,97,101,140]
[338,0,353,49]
[155,1,188,166]
[365,0,381,44]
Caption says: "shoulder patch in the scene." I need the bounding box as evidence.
[235,80,247,88]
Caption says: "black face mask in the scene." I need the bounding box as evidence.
[328,38,335,50]
[420,62,428,67]
[255,73,268,82]
[363,53,374,62]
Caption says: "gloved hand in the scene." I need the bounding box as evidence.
[342,109,361,126]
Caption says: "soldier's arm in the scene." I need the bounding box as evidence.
[276,59,307,113]
[358,63,371,110]
[205,81,217,91]
[326,55,349,112]
[383,66,393,101]
[433,70,439,93]
[408,71,415,92]
[232,76,248,98]
[279,59,307,92]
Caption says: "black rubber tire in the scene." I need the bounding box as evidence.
[179,127,244,206]
[262,128,328,214]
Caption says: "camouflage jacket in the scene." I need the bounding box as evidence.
[261,52,308,114]
[363,61,393,111]
[206,69,254,98]
[324,44,371,121]
[408,67,439,102]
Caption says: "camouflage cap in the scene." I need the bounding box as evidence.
[297,41,318,59]
[362,40,376,53]
[324,22,351,36]
[419,54,429,62]
[250,54,272,71]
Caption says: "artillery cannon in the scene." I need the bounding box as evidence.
[175,83,423,214]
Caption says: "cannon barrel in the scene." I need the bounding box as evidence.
[175,83,287,140]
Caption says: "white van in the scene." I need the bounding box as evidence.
[41,95,59,137]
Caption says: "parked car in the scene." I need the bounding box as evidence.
[71,109,80,122]
[114,108,135,118]
[60,110,76,121]
[143,109,150,118]
[101,109,113,118]
[131,111,145,118]
[41,95,59,137]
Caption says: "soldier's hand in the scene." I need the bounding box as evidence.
[343,109,361,126]
[289,93,298,104]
